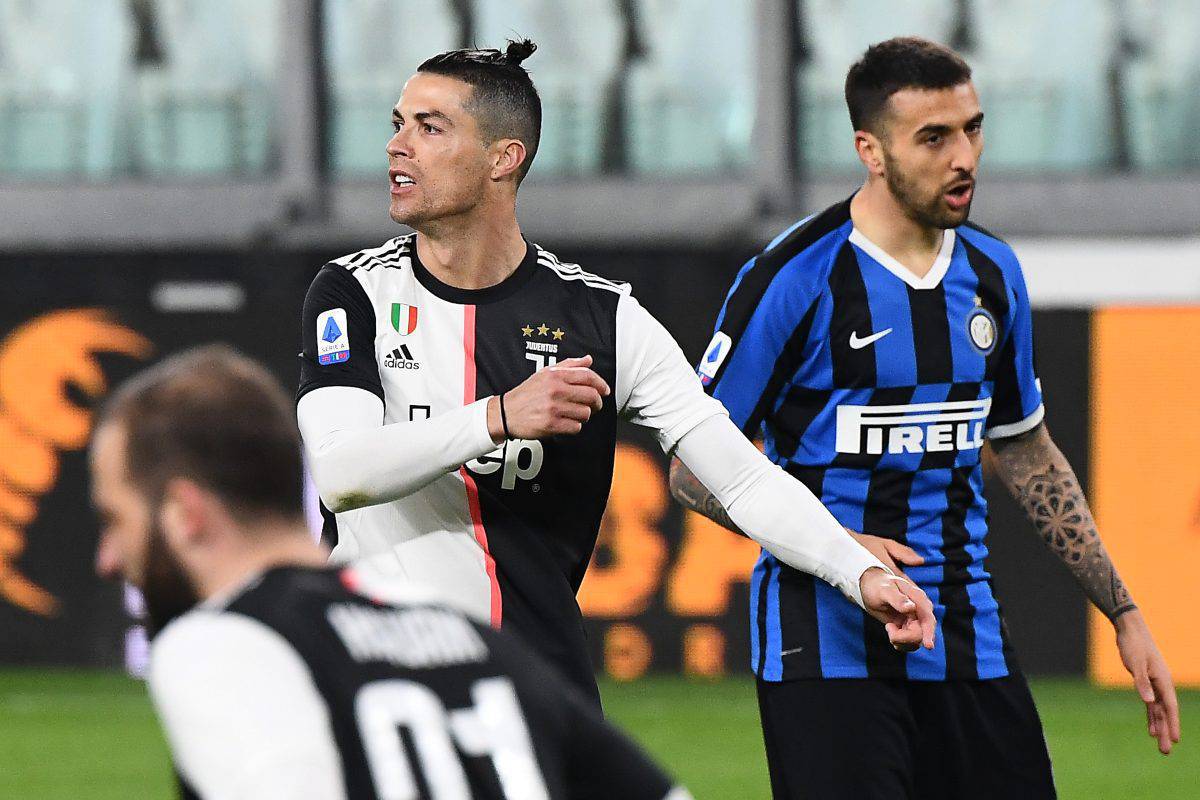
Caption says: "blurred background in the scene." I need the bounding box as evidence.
[0,1,1197,797]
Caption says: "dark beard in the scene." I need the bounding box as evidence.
[883,150,971,230]
[142,516,200,637]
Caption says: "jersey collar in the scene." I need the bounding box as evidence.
[409,239,540,305]
[848,226,956,291]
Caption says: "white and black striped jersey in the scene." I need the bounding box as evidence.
[298,236,725,702]
[151,566,688,800]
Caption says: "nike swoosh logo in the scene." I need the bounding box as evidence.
[849,328,894,349]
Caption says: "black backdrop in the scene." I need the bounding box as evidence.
[0,246,1089,676]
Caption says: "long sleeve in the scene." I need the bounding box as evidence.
[297,386,498,512]
[614,292,885,608]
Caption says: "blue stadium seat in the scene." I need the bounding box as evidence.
[966,0,1117,172]
[326,0,458,175]
[474,0,621,176]
[797,0,957,173]
[624,0,755,175]
[1121,0,1200,171]
[0,0,132,178]
[135,0,279,176]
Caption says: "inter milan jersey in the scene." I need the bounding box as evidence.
[150,567,681,800]
[700,198,1043,681]
[298,235,724,701]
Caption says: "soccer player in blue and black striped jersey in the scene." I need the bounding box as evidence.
[671,37,1179,799]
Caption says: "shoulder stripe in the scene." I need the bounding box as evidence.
[705,199,851,390]
[329,236,413,273]
[535,253,629,295]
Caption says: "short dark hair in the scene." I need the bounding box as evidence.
[845,37,972,133]
[418,39,542,183]
[99,344,303,521]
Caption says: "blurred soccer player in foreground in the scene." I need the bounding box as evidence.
[90,345,694,800]
[296,39,935,707]
[672,36,1179,799]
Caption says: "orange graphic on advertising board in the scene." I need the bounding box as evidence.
[0,310,150,616]
[1091,307,1200,687]
[578,443,668,617]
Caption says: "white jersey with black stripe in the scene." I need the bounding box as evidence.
[297,235,726,698]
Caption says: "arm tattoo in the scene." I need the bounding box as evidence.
[991,425,1136,621]
[667,457,743,535]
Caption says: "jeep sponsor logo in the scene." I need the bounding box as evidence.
[466,439,544,489]
[835,398,991,455]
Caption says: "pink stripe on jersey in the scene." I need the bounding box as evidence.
[459,304,503,628]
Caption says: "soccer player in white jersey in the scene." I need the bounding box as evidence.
[91,345,697,800]
[296,40,935,705]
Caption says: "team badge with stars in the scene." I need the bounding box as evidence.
[521,321,565,365]
[967,298,997,354]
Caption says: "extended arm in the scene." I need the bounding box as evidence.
[990,422,1129,617]
[990,422,1179,754]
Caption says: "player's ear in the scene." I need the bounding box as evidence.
[490,138,527,182]
[159,478,208,547]
[855,130,885,177]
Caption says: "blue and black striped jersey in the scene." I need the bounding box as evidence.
[700,198,1043,681]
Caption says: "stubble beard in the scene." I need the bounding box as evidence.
[142,517,200,637]
[883,150,972,231]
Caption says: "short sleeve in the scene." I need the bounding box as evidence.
[701,252,824,437]
[149,612,347,800]
[985,261,1044,439]
[298,265,383,402]
[614,293,727,454]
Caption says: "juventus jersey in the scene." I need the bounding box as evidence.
[298,236,723,700]
[701,198,1044,682]
[150,567,682,800]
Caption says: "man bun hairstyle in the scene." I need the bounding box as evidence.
[99,344,305,522]
[418,38,542,183]
[845,37,972,134]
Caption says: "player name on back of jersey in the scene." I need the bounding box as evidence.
[835,398,990,455]
[327,604,489,668]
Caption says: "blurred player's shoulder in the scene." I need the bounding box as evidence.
[326,234,415,274]
[532,243,630,296]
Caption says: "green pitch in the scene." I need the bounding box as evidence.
[0,670,1191,798]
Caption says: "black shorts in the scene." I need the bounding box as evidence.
[756,673,1056,800]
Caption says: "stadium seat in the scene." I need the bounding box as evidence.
[623,0,755,175]
[135,0,279,176]
[1121,0,1200,171]
[0,0,132,178]
[326,0,458,175]
[967,0,1118,172]
[797,0,957,173]
[474,0,621,176]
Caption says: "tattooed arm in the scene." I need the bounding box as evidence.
[988,422,1133,619]
[668,456,924,577]
[990,421,1180,754]
[668,456,742,535]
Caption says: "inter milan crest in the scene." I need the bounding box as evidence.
[967,306,997,354]
[391,303,418,335]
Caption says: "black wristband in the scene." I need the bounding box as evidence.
[498,391,512,440]
[1109,603,1137,622]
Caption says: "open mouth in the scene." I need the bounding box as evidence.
[389,170,416,194]
[944,181,974,210]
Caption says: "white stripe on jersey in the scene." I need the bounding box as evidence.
[329,236,410,272]
[535,249,629,295]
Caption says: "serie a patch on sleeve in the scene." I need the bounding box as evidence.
[697,331,732,386]
[317,308,350,365]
